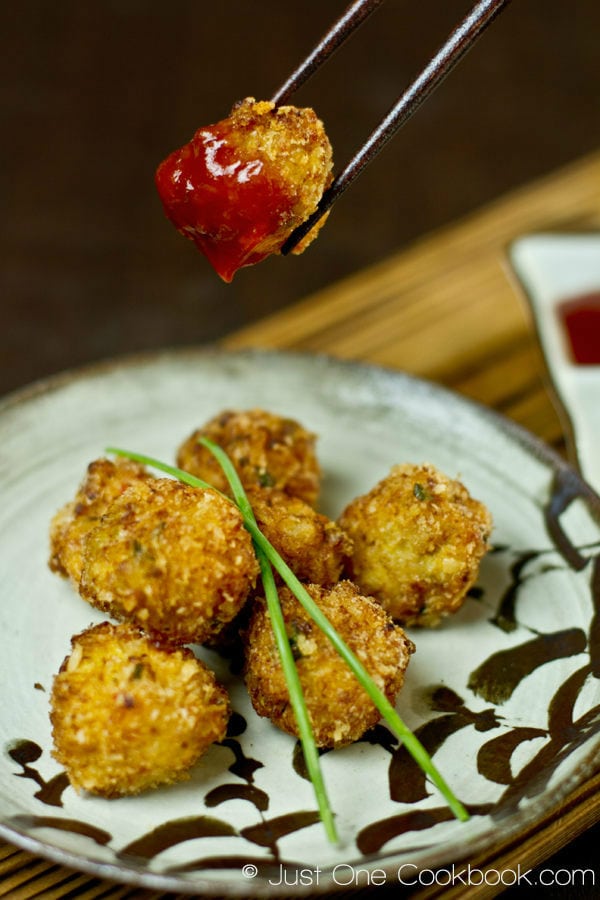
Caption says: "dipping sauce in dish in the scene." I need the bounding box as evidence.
[557,291,600,365]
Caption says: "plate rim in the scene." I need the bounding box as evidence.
[1,342,598,499]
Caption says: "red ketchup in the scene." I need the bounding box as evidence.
[557,292,600,365]
[155,124,291,283]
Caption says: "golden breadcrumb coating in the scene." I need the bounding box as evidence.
[176,408,321,506]
[247,487,352,586]
[224,98,333,256]
[49,457,151,585]
[50,622,230,797]
[155,97,333,282]
[203,488,351,656]
[243,581,414,748]
[78,478,259,644]
[338,463,493,627]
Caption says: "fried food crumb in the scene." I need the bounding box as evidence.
[78,478,259,644]
[338,463,493,626]
[243,581,414,748]
[47,417,494,803]
[247,487,352,586]
[49,457,151,585]
[50,622,230,797]
[155,97,333,281]
[176,408,321,506]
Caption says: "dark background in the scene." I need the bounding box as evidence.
[2,0,600,399]
[2,1,600,892]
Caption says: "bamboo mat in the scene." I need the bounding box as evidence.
[3,150,600,898]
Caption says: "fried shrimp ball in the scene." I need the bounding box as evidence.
[78,478,259,645]
[49,457,151,585]
[176,408,321,507]
[338,463,493,627]
[155,97,333,282]
[247,488,352,586]
[243,581,414,748]
[50,622,230,797]
[203,488,351,657]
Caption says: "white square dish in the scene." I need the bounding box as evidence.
[508,233,600,495]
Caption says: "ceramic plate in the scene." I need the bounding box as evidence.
[1,348,600,895]
[508,232,600,494]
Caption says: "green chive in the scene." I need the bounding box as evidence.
[106,442,469,825]
[105,444,338,842]
[247,522,468,820]
[194,439,338,843]
[131,662,145,680]
[414,482,428,501]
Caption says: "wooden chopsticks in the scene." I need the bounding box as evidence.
[271,0,385,107]
[275,0,512,254]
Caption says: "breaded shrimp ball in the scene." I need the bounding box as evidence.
[78,478,259,644]
[203,487,351,658]
[176,408,321,506]
[50,622,230,797]
[247,487,352,586]
[155,97,333,282]
[243,581,414,748]
[49,457,151,585]
[338,463,493,627]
